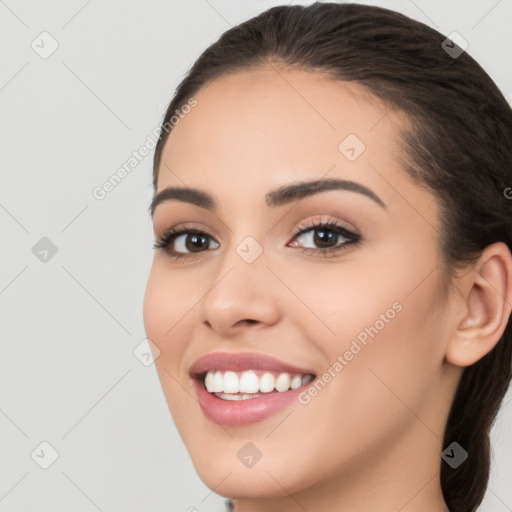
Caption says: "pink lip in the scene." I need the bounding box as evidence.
[189,352,316,427]
[189,351,315,375]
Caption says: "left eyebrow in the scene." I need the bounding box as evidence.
[149,178,386,217]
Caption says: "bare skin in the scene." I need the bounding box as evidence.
[143,66,512,512]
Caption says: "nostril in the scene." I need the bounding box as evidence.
[233,319,259,327]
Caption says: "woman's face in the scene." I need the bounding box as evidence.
[143,67,460,506]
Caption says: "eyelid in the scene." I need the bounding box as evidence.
[291,214,360,238]
[154,218,218,237]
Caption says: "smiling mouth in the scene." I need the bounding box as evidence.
[189,351,319,425]
[201,370,316,400]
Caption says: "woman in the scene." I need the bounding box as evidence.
[143,3,512,511]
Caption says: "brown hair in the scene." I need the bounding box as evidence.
[151,3,512,511]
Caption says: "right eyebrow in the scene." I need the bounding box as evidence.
[265,178,386,209]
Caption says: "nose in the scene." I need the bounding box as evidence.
[198,248,281,337]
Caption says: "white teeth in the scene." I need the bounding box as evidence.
[223,371,239,393]
[259,372,275,393]
[275,373,291,392]
[213,371,223,393]
[205,372,215,392]
[203,370,314,395]
[239,370,259,394]
[290,375,302,389]
[216,393,263,401]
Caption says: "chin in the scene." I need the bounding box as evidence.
[181,433,315,500]
[194,460,304,500]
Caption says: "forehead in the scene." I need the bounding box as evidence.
[157,66,409,200]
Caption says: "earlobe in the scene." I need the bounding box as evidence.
[445,242,512,368]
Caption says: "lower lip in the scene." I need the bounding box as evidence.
[193,378,308,427]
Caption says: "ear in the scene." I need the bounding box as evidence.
[445,242,512,367]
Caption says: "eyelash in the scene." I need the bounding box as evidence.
[153,219,361,260]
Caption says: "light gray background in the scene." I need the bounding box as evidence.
[1,1,511,511]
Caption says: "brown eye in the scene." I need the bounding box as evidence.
[290,220,361,256]
[154,227,220,259]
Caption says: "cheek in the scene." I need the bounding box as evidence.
[142,270,167,343]
[282,261,399,349]
[143,261,186,331]
[293,254,444,422]
[326,272,446,438]
[143,266,189,368]
[143,268,194,424]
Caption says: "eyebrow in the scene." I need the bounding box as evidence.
[149,178,386,217]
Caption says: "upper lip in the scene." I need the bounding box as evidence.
[189,351,316,377]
